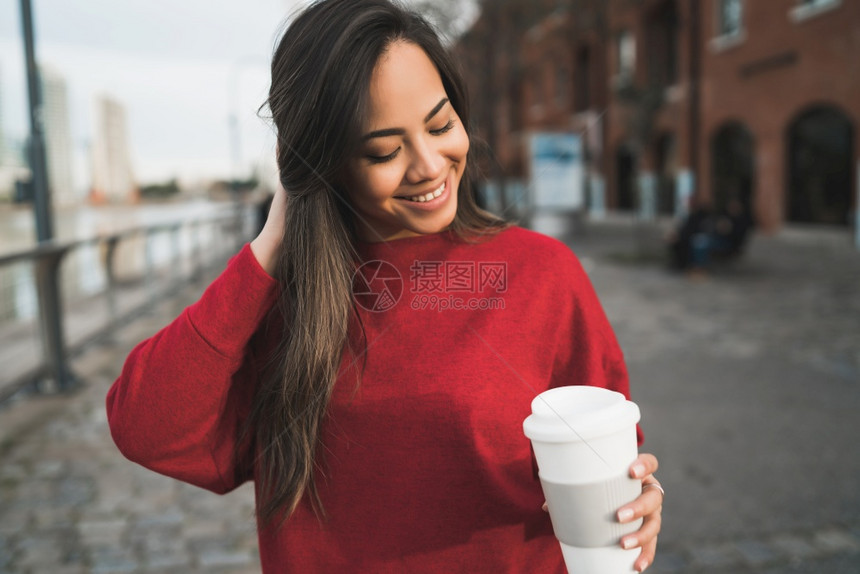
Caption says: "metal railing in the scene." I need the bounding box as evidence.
[0,203,257,404]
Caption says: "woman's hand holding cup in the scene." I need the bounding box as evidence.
[616,453,663,573]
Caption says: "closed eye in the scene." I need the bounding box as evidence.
[430,119,455,136]
[365,117,454,163]
[366,148,400,164]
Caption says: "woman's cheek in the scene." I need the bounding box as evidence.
[453,126,470,160]
[366,169,402,200]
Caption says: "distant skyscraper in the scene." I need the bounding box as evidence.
[0,65,28,202]
[90,95,136,203]
[0,64,6,165]
[39,65,76,207]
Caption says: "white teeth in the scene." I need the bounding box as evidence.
[403,183,445,203]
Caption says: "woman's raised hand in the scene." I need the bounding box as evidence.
[250,184,287,276]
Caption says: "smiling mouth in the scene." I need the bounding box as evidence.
[396,182,445,203]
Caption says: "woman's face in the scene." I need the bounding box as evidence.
[343,41,469,242]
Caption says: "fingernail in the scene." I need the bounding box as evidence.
[617,508,635,522]
[622,536,637,550]
[541,502,548,512]
[636,560,649,572]
[632,463,646,478]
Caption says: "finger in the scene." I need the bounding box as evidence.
[634,536,658,572]
[620,506,662,550]
[541,501,548,513]
[617,487,663,524]
[629,453,659,479]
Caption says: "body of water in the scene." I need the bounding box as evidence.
[0,199,247,321]
[0,199,232,255]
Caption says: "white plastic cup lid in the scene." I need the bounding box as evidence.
[523,386,640,443]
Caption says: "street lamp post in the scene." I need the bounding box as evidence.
[19,0,52,242]
[227,55,269,186]
[226,56,268,251]
[19,0,76,393]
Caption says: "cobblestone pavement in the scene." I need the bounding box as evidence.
[0,277,261,574]
[1,218,858,573]
[561,218,860,574]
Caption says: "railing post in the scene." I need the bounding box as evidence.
[230,213,239,254]
[216,217,229,261]
[33,245,76,392]
[170,224,182,288]
[233,196,245,254]
[189,220,201,283]
[0,212,243,404]
[103,235,120,337]
[144,228,156,310]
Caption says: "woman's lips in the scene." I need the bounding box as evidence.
[394,176,451,210]
[397,181,446,203]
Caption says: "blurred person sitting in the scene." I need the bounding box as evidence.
[667,194,714,274]
[667,195,751,276]
[710,198,752,259]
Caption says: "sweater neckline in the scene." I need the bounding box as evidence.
[355,229,458,255]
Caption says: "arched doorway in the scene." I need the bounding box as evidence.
[787,106,854,225]
[655,132,677,215]
[711,122,755,218]
[615,145,636,211]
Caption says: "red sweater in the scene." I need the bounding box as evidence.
[107,226,639,573]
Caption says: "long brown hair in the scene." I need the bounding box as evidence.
[246,0,510,526]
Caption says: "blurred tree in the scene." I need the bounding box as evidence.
[409,0,475,40]
[614,84,664,160]
[139,178,181,199]
[458,0,579,218]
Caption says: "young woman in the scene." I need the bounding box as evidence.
[107,1,663,571]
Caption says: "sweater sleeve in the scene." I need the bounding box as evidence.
[106,243,279,493]
[549,246,644,445]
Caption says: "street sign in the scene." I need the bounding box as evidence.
[529,132,584,211]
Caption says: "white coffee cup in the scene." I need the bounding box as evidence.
[523,386,642,574]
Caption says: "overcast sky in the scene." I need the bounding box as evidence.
[0,0,312,190]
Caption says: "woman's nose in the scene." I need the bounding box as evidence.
[406,137,445,183]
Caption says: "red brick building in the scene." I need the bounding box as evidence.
[456,0,859,232]
[700,0,859,230]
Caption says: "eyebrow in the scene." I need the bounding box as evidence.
[361,98,449,141]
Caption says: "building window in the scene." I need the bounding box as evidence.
[647,0,679,89]
[555,64,569,108]
[798,0,838,7]
[574,46,591,112]
[508,78,522,132]
[530,70,545,116]
[616,30,635,82]
[717,0,743,37]
[790,0,842,22]
[710,0,746,52]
